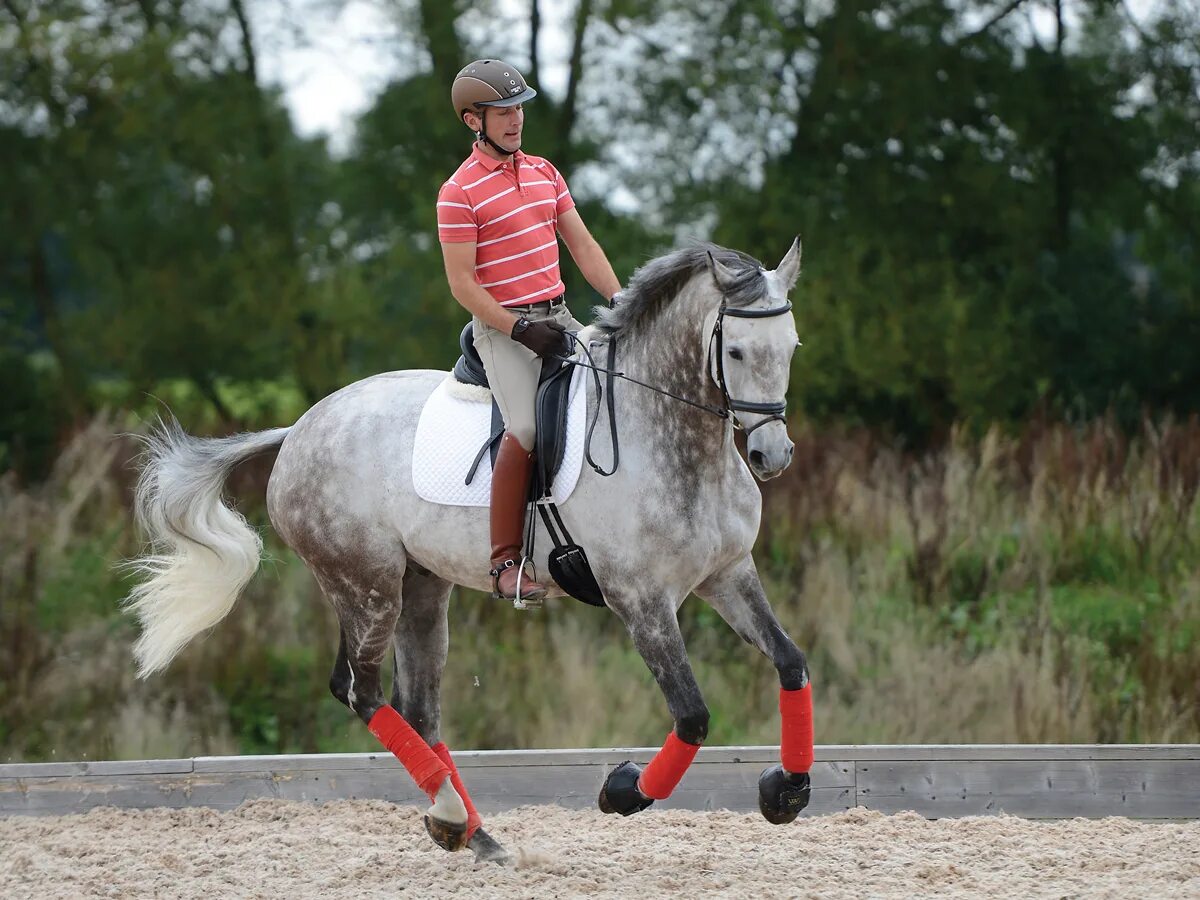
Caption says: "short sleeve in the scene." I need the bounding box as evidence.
[553,167,575,216]
[437,181,477,243]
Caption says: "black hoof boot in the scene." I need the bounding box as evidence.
[424,814,469,851]
[758,764,811,824]
[598,761,655,816]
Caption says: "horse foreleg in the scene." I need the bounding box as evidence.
[322,576,468,851]
[599,596,707,816]
[390,570,508,864]
[697,556,814,823]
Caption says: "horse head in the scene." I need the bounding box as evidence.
[706,238,802,480]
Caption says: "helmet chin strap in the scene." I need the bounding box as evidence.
[475,107,514,158]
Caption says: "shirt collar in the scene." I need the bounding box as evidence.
[470,141,524,172]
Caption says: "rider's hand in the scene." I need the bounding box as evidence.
[510,318,568,358]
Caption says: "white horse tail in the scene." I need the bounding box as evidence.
[124,418,290,677]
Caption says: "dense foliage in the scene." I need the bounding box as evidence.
[3,0,1198,476]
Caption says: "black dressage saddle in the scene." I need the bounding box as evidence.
[453,322,608,610]
[453,322,575,497]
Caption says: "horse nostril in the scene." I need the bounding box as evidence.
[749,449,767,470]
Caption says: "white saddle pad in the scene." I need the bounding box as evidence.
[412,370,588,507]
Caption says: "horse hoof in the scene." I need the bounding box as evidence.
[758,764,811,824]
[424,814,469,851]
[467,827,511,865]
[598,785,616,814]
[598,761,655,816]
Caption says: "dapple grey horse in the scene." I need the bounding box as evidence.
[124,240,813,864]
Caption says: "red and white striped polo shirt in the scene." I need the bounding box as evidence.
[437,143,575,307]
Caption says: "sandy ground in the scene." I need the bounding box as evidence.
[1,800,1198,899]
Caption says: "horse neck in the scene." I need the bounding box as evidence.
[615,285,731,464]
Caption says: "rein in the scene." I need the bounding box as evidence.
[563,340,730,420]
[561,296,794,476]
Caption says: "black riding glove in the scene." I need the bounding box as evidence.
[510,318,568,358]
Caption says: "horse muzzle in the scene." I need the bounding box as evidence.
[746,426,794,481]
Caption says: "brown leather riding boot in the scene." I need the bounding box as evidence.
[489,433,547,601]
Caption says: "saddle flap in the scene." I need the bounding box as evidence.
[533,365,575,497]
[413,374,587,508]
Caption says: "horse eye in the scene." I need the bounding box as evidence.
[728,347,744,361]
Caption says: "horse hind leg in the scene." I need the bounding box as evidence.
[390,569,510,865]
[317,568,470,851]
[329,628,354,710]
[388,569,450,736]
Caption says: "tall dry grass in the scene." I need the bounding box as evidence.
[754,417,1200,744]
[1,414,1197,762]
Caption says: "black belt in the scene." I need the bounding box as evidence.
[521,294,565,309]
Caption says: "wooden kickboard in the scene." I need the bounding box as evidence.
[1,746,1196,819]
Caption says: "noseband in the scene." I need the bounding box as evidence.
[709,299,794,436]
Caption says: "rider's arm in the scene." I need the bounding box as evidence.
[557,208,621,303]
[440,240,519,334]
[437,180,518,335]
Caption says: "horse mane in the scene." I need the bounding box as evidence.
[591,242,768,338]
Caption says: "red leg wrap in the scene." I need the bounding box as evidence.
[367,705,450,801]
[432,742,482,839]
[780,683,814,774]
[637,731,701,800]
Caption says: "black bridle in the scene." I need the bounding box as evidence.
[562,295,795,476]
[708,299,794,436]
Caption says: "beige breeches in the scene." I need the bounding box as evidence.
[471,299,584,451]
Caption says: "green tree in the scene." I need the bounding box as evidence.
[595,0,1200,435]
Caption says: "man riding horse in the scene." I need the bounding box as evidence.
[437,58,622,602]
[123,57,814,864]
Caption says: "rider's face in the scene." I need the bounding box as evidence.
[467,104,524,154]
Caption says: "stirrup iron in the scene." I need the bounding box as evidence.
[489,558,543,610]
[512,555,543,610]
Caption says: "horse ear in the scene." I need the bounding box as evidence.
[707,250,741,292]
[776,237,802,291]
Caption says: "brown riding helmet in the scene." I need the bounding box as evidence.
[451,59,538,124]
